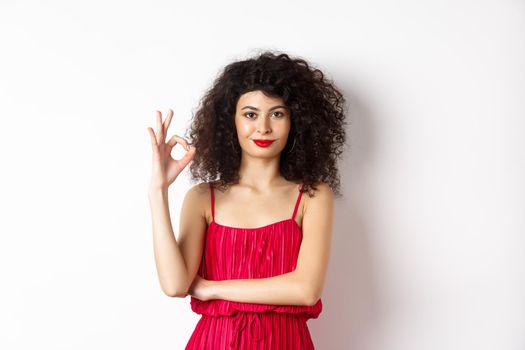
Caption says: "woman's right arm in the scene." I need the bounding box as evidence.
[148,184,207,298]
[147,109,203,297]
[148,186,185,297]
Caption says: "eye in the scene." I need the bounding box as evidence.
[272,111,285,118]
[243,112,256,119]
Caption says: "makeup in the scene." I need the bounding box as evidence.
[253,139,275,147]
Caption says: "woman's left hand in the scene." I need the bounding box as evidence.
[188,274,215,301]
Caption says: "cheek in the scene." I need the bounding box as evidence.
[235,119,252,135]
[279,121,291,136]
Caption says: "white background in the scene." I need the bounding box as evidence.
[1,0,524,349]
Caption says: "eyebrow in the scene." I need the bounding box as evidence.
[241,105,288,111]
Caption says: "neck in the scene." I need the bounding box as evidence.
[237,153,283,190]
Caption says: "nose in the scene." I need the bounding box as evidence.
[256,115,271,134]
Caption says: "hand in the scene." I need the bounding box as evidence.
[187,274,215,301]
[147,109,196,190]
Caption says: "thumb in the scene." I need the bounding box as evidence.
[181,146,196,163]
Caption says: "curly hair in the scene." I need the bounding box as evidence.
[185,50,348,198]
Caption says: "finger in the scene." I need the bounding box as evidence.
[167,134,191,151]
[166,134,178,148]
[147,127,158,148]
[164,109,174,133]
[179,137,192,151]
[177,136,191,150]
[156,110,165,144]
[177,146,196,168]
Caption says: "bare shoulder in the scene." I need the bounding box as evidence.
[303,182,334,210]
[188,181,212,196]
[183,182,211,218]
[305,182,334,201]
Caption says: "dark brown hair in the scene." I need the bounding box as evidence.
[185,50,348,197]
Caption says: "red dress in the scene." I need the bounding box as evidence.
[185,183,323,349]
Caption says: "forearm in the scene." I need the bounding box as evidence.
[148,187,188,297]
[210,271,314,306]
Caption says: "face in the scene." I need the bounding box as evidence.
[234,90,291,158]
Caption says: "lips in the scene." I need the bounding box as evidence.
[253,139,275,147]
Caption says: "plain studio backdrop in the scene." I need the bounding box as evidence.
[0,1,524,349]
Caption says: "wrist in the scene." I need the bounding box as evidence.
[148,185,168,196]
[148,188,168,203]
[208,279,220,300]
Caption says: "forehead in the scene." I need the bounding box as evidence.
[236,90,285,108]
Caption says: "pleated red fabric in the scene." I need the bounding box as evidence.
[185,182,322,349]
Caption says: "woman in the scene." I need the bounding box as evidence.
[147,51,347,349]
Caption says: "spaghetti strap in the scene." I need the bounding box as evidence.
[291,183,304,220]
[209,183,215,221]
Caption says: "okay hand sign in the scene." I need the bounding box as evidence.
[147,109,196,190]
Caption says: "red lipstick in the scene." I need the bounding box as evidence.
[253,139,275,147]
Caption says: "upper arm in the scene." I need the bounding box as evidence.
[177,182,209,294]
[294,182,334,305]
